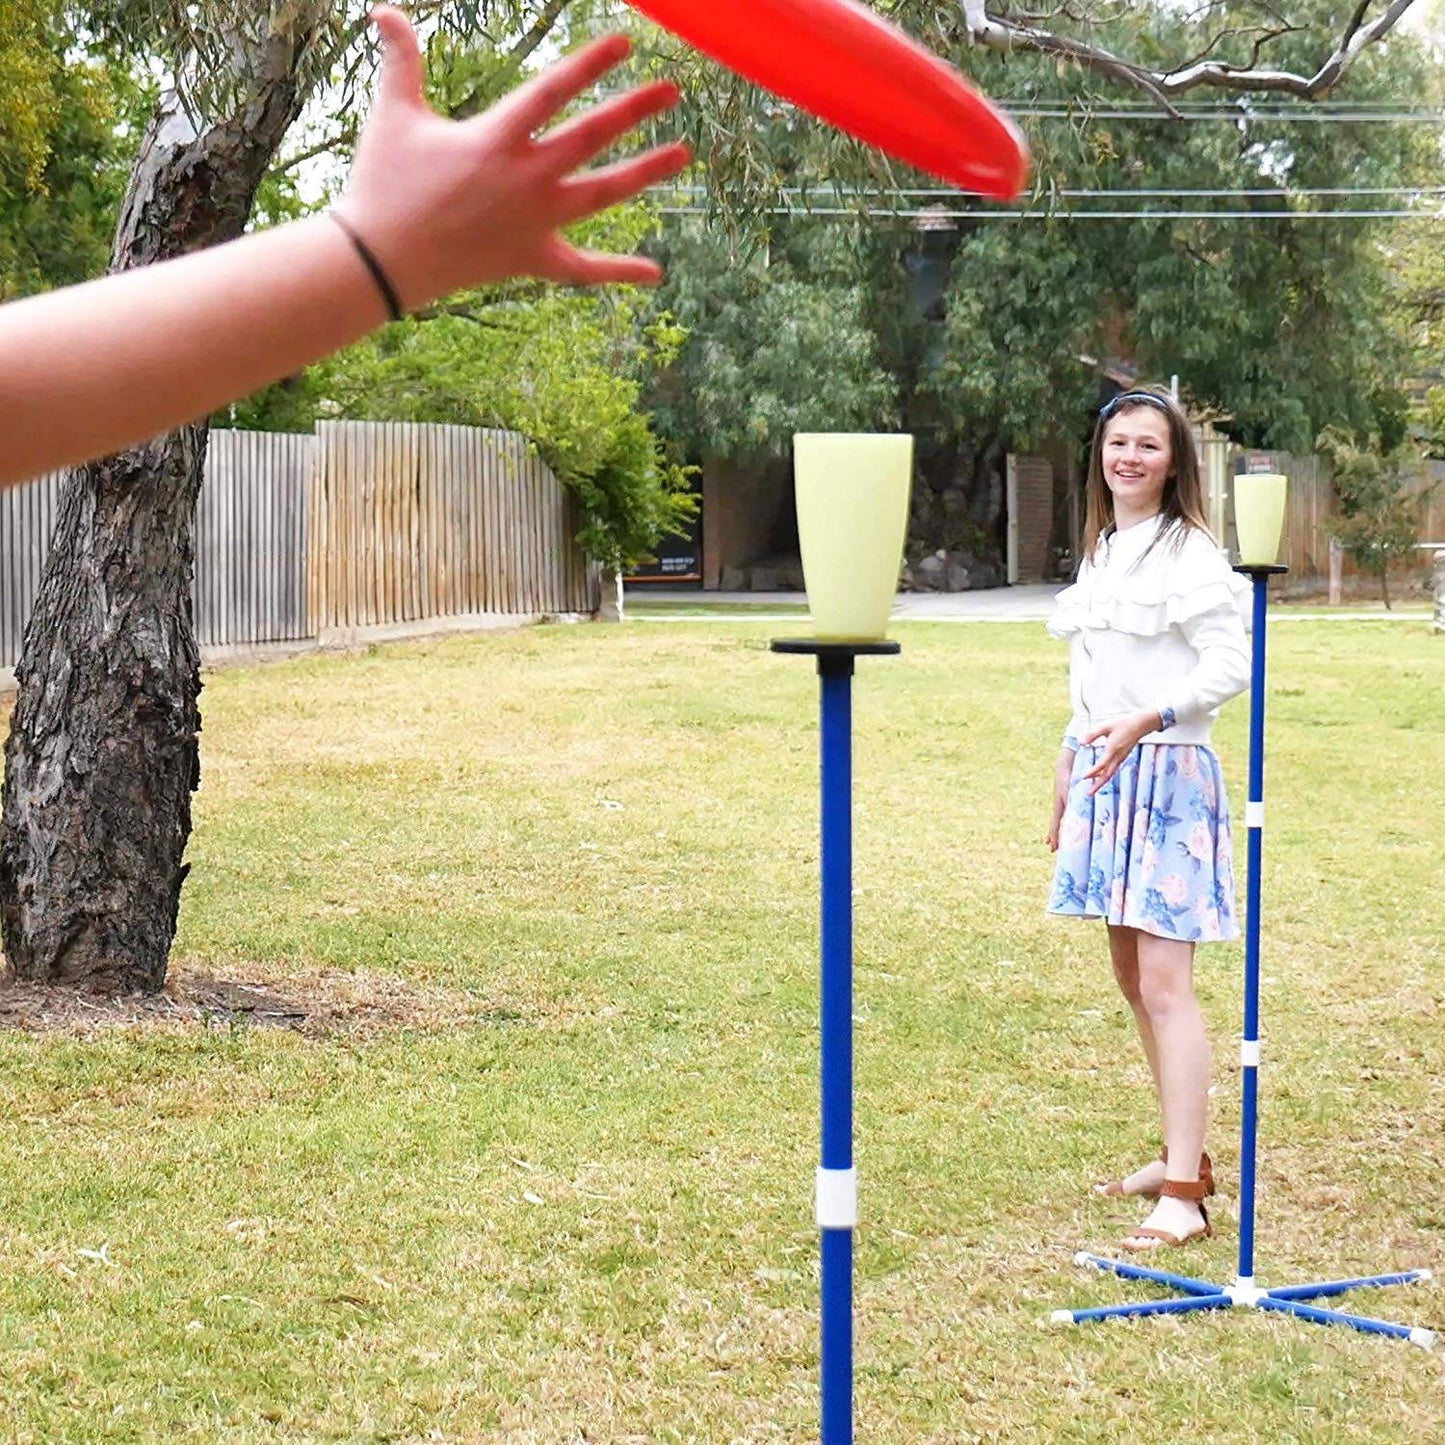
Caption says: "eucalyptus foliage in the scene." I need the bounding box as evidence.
[634,0,1439,473]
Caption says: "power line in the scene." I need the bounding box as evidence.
[656,205,1443,221]
[996,105,1445,123]
[659,184,1445,201]
[626,83,1445,124]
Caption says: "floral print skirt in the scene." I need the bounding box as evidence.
[1048,741,1239,943]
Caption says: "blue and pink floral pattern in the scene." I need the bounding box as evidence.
[1049,741,1239,943]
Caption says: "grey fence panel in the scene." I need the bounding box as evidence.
[0,471,66,669]
[194,430,311,647]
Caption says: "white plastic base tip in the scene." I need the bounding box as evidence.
[1226,1280,1265,1308]
[1074,1251,1098,1268]
[1418,1268,1434,1283]
[1409,1327,1436,1351]
[1050,1310,1075,1325]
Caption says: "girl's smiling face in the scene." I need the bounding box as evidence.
[1101,406,1173,521]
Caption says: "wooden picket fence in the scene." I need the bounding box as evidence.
[1247,455,1444,594]
[308,421,593,633]
[0,423,597,670]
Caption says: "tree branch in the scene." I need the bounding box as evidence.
[1340,0,1376,51]
[269,124,357,177]
[509,0,570,67]
[444,0,572,119]
[957,0,1422,109]
[410,301,516,326]
[957,0,1182,113]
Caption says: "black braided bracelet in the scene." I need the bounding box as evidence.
[329,211,405,322]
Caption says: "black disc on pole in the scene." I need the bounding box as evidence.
[770,640,902,658]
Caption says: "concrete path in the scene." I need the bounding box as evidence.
[626,585,1433,625]
[627,584,1064,621]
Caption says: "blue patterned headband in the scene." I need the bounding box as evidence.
[1098,391,1174,422]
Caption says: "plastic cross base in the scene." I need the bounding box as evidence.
[1055,1255,1434,1348]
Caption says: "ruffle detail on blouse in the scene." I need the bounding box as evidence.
[1047,537,1251,640]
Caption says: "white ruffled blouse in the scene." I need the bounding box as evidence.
[1047,516,1251,748]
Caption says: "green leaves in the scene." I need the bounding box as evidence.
[0,4,63,193]
[646,228,898,462]
[635,1,1439,469]
[0,11,139,299]
[1316,424,1436,603]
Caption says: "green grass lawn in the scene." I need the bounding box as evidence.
[1,620,1441,1442]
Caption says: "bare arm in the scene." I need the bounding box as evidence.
[0,8,688,490]
[3,218,387,486]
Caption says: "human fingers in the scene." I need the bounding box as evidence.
[369,6,427,114]
[540,82,682,175]
[1085,742,1122,784]
[487,35,633,146]
[536,237,664,287]
[553,142,692,224]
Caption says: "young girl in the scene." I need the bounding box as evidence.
[1045,385,1251,1251]
[0,7,688,490]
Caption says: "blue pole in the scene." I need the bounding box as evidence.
[818,656,855,1445]
[1258,1295,1435,1346]
[774,637,898,1433]
[1267,1271,1433,1302]
[1236,572,1271,1287]
[1075,1255,1229,1297]
[1061,1294,1233,1326]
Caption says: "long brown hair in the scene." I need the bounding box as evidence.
[1080,385,1213,563]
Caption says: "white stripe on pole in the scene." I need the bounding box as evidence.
[1240,1040,1262,1068]
[1247,801,1265,829]
[816,1169,859,1229]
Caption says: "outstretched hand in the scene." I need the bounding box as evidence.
[0,6,691,488]
[334,7,690,308]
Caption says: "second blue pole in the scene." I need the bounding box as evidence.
[819,654,855,1445]
[1235,569,1271,1288]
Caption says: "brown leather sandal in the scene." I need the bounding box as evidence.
[1119,1177,1214,1252]
[1095,1148,1216,1200]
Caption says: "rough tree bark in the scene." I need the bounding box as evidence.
[0,30,323,993]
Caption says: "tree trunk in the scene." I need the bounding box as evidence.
[596,565,625,622]
[0,33,319,993]
[0,434,207,991]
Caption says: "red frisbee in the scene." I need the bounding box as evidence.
[626,0,1028,199]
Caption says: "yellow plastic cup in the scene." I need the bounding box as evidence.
[1234,473,1288,566]
[794,433,914,642]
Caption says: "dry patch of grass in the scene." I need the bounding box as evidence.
[0,961,537,1040]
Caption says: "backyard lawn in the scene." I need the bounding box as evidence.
[1,619,1441,1441]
